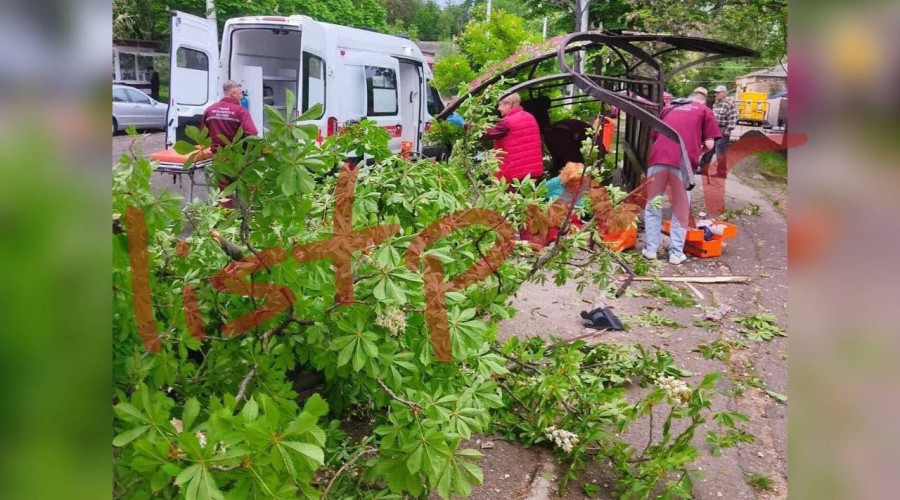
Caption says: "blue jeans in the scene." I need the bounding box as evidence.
[714,136,729,157]
[644,165,690,260]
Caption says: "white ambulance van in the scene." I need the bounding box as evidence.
[166,11,431,154]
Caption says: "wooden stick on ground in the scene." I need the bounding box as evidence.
[684,282,705,301]
[623,275,751,284]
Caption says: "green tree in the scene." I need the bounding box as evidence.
[113,0,390,42]
[431,9,538,95]
[380,0,424,26]
[457,9,539,69]
[438,4,470,40]
[411,1,444,40]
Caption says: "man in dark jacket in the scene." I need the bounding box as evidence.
[149,66,160,101]
[484,93,544,183]
[200,80,258,152]
[642,87,720,265]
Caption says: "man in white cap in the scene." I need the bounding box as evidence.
[712,84,737,169]
[642,87,720,265]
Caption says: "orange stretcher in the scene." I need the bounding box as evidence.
[662,220,738,258]
[148,147,214,200]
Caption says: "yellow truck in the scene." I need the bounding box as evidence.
[737,91,769,125]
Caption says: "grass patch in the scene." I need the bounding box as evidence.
[756,151,787,182]
[747,472,774,491]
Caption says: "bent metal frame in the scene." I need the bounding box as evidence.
[436,31,757,191]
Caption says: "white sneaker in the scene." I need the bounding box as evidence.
[641,248,657,260]
[668,254,687,265]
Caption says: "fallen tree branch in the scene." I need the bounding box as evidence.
[623,275,750,284]
[612,253,635,298]
[322,447,378,499]
[235,367,256,403]
[376,378,422,412]
[684,282,705,301]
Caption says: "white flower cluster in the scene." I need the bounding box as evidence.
[376,307,407,336]
[656,375,692,407]
[214,441,228,455]
[544,426,580,454]
[196,431,207,448]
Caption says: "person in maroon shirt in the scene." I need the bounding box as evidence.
[201,80,258,208]
[642,87,720,265]
[201,80,258,152]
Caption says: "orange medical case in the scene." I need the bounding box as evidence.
[661,220,737,258]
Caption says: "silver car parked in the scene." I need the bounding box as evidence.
[113,84,168,134]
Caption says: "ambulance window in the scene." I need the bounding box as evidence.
[427,86,444,116]
[175,47,209,106]
[302,53,326,118]
[345,66,366,116]
[365,66,397,116]
[176,47,208,71]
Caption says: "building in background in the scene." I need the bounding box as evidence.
[113,40,168,93]
[735,63,787,96]
[415,41,451,71]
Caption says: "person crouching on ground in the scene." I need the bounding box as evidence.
[522,162,589,250]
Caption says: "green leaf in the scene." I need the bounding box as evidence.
[114,402,149,423]
[162,463,182,477]
[284,89,297,119]
[700,372,722,389]
[352,341,366,372]
[183,398,200,431]
[278,165,298,196]
[296,167,315,194]
[281,441,324,467]
[112,425,149,446]
[406,444,424,474]
[302,393,329,418]
[298,102,323,121]
[173,140,197,155]
[336,339,356,367]
[175,463,200,486]
[240,397,259,422]
[373,278,387,301]
[184,126,204,144]
[765,389,788,403]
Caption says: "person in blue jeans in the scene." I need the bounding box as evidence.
[643,87,719,264]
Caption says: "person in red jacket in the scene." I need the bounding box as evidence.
[201,80,258,208]
[200,80,258,152]
[484,93,544,183]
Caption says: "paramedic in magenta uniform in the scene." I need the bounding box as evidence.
[642,87,720,265]
[200,80,258,152]
[483,93,544,183]
[201,80,258,208]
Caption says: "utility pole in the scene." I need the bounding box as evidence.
[206,0,217,24]
[574,0,592,72]
[486,0,492,22]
